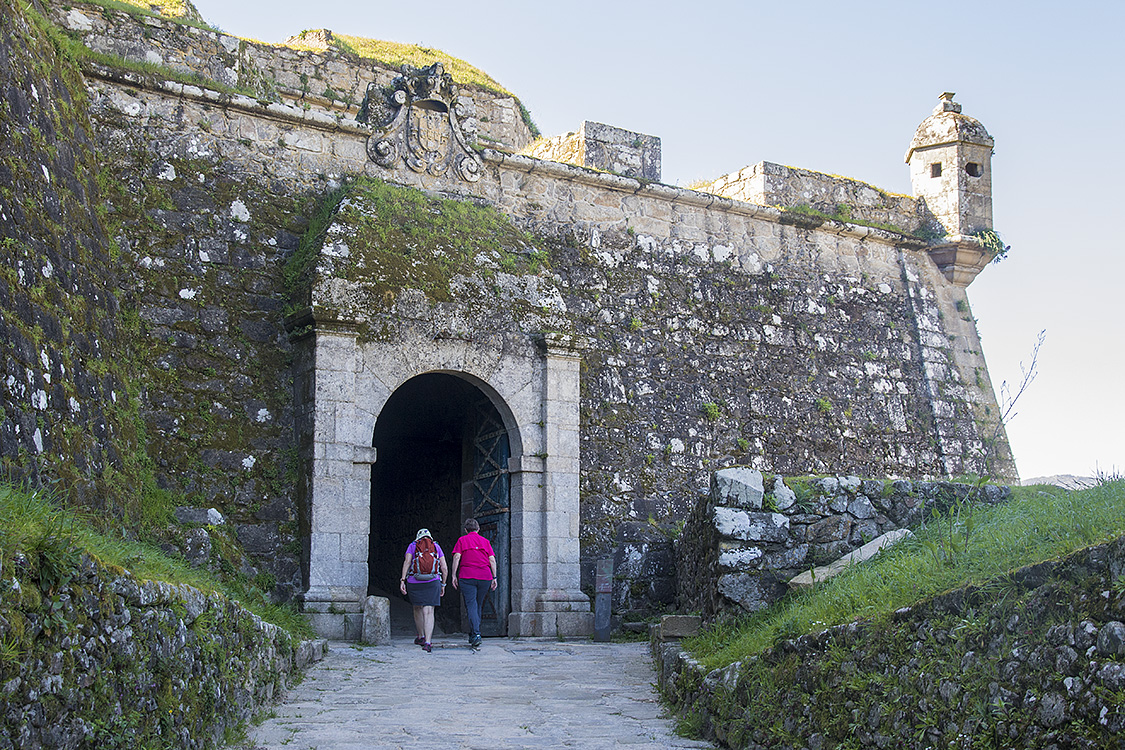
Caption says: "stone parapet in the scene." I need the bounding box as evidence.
[52,3,534,153]
[523,121,661,181]
[703,161,932,234]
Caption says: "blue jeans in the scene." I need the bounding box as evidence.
[459,578,491,636]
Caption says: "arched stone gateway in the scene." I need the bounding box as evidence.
[368,373,512,636]
[292,317,592,639]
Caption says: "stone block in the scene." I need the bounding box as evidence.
[310,504,368,534]
[236,523,279,555]
[174,506,225,525]
[789,529,912,589]
[761,543,809,571]
[554,611,595,637]
[717,572,772,612]
[304,611,363,640]
[848,495,876,519]
[360,596,391,645]
[714,506,789,543]
[711,467,764,509]
[1097,622,1125,657]
[508,611,546,637]
[339,531,370,563]
[807,514,852,544]
[772,476,797,511]
[717,544,763,570]
[659,615,702,640]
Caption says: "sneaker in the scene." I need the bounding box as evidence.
[413,636,425,646]
[422,642,432,653]
[470,634,482,648]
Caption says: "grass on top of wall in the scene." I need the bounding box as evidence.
[685,478,1125,671]
[65,0,210,30]
[0,481,314,638]
[295,32,512,96]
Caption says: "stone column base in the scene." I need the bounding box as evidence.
[300,587,364,640]
[509,588,593,637]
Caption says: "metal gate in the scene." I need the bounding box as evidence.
[471,398,509,636]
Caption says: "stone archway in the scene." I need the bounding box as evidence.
[295,320,592,640]
[367,373,511,636]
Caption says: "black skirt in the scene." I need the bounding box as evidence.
[406,579,441,607]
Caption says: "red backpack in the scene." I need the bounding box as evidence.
[411,537,440,581]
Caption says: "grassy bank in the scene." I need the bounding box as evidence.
[686,478,1125,670]
[0,481,313,638]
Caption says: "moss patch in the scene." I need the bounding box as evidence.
[304,177,549,308]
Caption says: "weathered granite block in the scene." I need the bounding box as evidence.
[361,595,391,645]
[714,507,789,543]
[659,614,702,640]
[711,468,765,509]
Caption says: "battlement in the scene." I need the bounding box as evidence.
[700,161,934,236]
[523,121,661,181]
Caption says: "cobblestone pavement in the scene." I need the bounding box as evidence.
[234,635,715,750]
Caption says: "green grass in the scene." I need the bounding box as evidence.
[0,482,313,638]
[685,478,1125,670]
[57,0,211,31]
[300,33,512,96]
[286,33,539,135]
[782,203,914,237]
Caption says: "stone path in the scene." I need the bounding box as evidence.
[234,635,714,750]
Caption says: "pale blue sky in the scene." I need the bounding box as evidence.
[191,0,1124,480]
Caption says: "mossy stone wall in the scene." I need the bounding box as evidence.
[0,550,324,749]
[655,537,1125,749]
[0,0,143,508]
[3,0,1013,622]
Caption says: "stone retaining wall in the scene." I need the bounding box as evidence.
[0,551,326,749]
[654,536,1125,748]
[677,468,1009,617]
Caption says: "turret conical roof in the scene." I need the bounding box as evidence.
[905,93,993,162]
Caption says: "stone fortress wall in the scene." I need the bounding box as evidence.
[3,1,1014,629]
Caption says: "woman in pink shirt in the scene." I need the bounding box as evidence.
[450,518,496,648]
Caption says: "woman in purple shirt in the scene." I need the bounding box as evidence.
[399,528,449,652]
[450,518,497,648]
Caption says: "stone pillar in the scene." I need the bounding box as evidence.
[361,595,391,645]
[508,333,592,636]
[301,322,378,639]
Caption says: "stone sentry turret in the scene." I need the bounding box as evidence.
[908,93,999,286]
[906,92,995,237]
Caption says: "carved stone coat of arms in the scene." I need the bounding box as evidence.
[359,63,483,182]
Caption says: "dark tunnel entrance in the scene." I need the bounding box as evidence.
[369,372,511,636]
